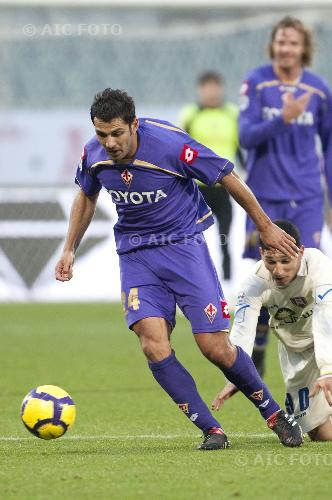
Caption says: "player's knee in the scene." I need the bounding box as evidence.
[132,317,171,361]
[204,345,235,369]
[308,429,330,441]
[139,335,171,362]
[308,419,332,441]
[197,333,236,369]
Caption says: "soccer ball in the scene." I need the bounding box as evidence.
[20,385,76,440]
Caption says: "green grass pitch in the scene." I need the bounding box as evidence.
[0,303,331,499]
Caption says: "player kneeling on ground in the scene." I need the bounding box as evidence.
[56,89,303,449]
[213,220,332,441]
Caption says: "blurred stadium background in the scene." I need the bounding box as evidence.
[1,0,332,302]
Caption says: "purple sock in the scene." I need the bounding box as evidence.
[149,351,222,434]
[223,346,280,420]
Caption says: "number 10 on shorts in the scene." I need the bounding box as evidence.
[285,387,309,414]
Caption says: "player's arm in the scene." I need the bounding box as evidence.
[309,264,332,406]
[317,85,332,229]
[238,76,310,149]
[220,171,298,257]
[212,278,263,411]
[55,189,99,282]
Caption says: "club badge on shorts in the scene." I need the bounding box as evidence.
[204,303,218,323]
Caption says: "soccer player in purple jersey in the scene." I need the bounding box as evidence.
[239,17,332,377]
[55,88,302,449]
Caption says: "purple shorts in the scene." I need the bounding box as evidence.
[243,196,324,259]
[119,234,230,333]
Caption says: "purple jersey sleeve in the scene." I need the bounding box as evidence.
[317,83,332,204]
[173,136,234,186]
[75,146,102,196]
[238,72,290,149]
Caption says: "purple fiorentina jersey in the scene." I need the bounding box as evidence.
[239,64,332,202]
[75,118,233,254]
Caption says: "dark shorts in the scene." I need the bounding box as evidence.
[119,235,230,333]
[243,197,324,259]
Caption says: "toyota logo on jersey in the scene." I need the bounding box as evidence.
[179,144,198,165]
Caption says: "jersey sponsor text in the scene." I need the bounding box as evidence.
[107,189,167,205]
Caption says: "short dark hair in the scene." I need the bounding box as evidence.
[197,71,224,86]
[90,88,136,125]
[260,219,301,250]
[268,16,314,67]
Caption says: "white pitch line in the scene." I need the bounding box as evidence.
[0,433,274,442]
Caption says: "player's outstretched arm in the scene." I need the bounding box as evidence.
[212,382,239,411]
[55,189,99,282]
[310,376,332,407]
[220,171,298,257]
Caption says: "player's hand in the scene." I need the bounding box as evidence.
[309,376,332,406]
[282,91,311,124]
[55,250,75,281]
[259,221,299,258]
[212,382,238,411]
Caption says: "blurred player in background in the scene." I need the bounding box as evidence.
[213,220,332,441]
[55,88,303,450]
[179,71,241,280]
[239,16,332,376]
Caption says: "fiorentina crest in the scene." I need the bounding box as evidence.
[178,403,189,414]
[121,169,133,188]
[204,303,217,323]
[250,389,264,401]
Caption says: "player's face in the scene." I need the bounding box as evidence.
[198,81,224,108]
[272,27,305,71]
[260,246,304,287]
[94,117,139,160]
